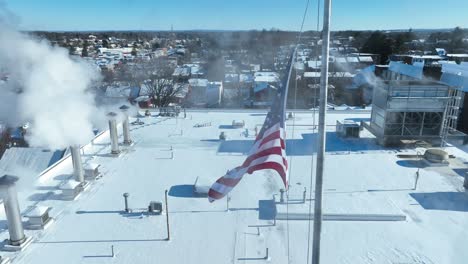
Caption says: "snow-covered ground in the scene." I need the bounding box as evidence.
[1,110,468,263]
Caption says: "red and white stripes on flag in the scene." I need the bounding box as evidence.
[208,49,294,203]
[208,123,288,202]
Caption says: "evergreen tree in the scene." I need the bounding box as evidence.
[102,39,109,48]
[152,42,160,51]
[131,45,138,56]
[81,42,89,57]
[361,31,394,64]
[68,45,75,55]
[450,27,466,52]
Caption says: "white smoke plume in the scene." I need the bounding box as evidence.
[0,20,102,149]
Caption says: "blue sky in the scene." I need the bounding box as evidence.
[4,0,468,31]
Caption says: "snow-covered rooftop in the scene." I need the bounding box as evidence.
[0,147,64,177]
[189,78,209,87]
[304,72,355,78]
[254,72,280,83]
[389,61,424,80]
[358,56,374,63]
[1,110,468,263]
[307,60,322,69]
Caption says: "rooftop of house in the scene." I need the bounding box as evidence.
[172,67,191,77]
[254,72,280,83]
[304,72,355,78]
[0,110,468,263]
[188,78,209,87]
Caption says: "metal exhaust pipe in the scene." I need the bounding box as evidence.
[0,175,26,246]
[70,145,84,183]
[119,105,132,145]
[107,112,120,155]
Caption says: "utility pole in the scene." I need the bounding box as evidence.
[312,0,332,264]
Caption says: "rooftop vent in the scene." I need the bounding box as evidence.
[25,206,53,230]
[0,175,33,251]
[70,145,84,183]
[232,120,245,128]
[423,148,449,164]
[59,180,82,200]
[84,163,101,179]
[119,105,132,145]
[107,112,120,155]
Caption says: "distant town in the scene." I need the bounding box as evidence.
[1,27,468,167]
[1,0,468,260]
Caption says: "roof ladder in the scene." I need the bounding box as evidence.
[441,88,463,147]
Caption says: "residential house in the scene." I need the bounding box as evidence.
[188,78,209,106]
[223,73,240,106]
[251,71,280,107]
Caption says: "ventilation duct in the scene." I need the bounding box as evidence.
[119,105,132,145]
[0,175,27,247]
[107,112,120,155]
[70,145,84,183]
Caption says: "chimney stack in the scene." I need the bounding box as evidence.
[70,145,84,183]
[119,105,132,145]
[107,112,120,155]
[0,175,27,247]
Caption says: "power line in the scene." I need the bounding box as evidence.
[286,1,311,264]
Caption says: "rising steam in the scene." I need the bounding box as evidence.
[0,21,102,149]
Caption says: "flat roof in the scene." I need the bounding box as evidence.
[188,78,209,87]
[447,54,468,58]
[304,72,355,78]
[2,110,468,263]
[358,56,374,62]
[408,55,445,60]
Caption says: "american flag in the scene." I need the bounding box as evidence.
[208,52,294,202]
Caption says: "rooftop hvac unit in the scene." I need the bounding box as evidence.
[336,120,360,138]
[232,120,245,128]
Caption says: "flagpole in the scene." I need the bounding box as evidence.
[312,0,332,263]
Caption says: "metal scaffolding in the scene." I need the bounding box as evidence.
[441,88,464,146]
[368,80,456,146]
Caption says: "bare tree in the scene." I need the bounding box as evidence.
[124,58,184,107]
